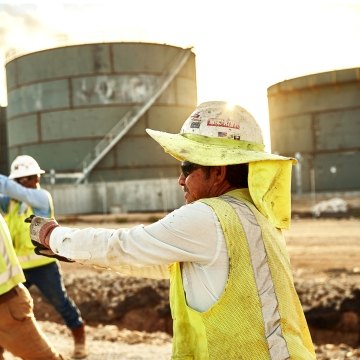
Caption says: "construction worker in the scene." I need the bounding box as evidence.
[0,212,65,360]
[0,155,87,359]
[28,101,316,359]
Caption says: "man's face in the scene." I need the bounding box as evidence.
[178,162,216,204]
[15,175,39,189]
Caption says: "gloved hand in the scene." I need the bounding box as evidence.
[25,215,74,263]
[25,214,59,247]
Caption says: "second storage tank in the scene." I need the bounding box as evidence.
[268,67,360,193]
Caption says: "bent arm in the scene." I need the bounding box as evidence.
[0,175,49,212]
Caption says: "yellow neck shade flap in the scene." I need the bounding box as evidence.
[249,160,293,229]
[146,128,295,229]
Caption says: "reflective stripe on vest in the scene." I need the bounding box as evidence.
[0,263,23,284]
[222,194,289,358]
[0,215,25,294]
[225,191,315,359]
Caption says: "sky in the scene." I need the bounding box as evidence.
[0,0,360,149]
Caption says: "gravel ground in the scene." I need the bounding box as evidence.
[4,321,172,360]
[4,321,360,360]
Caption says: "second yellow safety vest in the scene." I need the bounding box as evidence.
[4,200,56,270]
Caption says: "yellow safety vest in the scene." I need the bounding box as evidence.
[0,214,25,295]
[170,189,315,360]
[4,198,56,270]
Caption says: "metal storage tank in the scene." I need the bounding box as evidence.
[267,67,360,193]
[5,42,197,184]
[0,106,8,174]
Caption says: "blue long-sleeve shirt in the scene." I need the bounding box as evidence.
[0,175,51,217]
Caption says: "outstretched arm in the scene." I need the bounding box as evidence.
[28,203,219,278]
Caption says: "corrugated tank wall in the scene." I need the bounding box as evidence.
[5,42,197,183]
[267,68,360,193]
[0,106,8,175]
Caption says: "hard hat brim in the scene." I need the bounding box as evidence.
[9,169,45,179]
[146,129,295,165]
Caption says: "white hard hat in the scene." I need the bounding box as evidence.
[146,101,292,166]
[180,101,264,144]
[9,155,45,179]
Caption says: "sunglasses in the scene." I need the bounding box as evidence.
[180,161,202,178]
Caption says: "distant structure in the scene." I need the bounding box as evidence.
[5,42,197,184]
[268,67,360,193]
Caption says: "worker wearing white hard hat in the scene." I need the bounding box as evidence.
[146,100,295,229]
[28,101,316,359]
[0,155,88,359]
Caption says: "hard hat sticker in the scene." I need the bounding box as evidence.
[217,132,228,137]
[190,111,201,120]
[190,122,201,128]
[207,119,240,129]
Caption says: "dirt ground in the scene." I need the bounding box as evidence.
[4,214,360,359]
[285,217,360,275]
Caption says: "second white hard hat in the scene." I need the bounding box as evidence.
[9,155,45,179]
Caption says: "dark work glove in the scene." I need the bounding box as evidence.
[33,242,75,263]
[25,215,75,263]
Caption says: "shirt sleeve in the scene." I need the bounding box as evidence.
[0,175,50,212]
[49,202,219,276]
[0,194,10,213]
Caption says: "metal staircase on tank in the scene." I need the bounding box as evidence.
[74,47,193,184]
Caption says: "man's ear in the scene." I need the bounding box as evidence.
[213,166,227,184]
